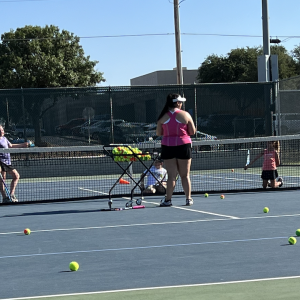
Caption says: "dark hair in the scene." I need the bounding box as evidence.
[157,93,181,121]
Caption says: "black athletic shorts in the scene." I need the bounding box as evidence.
[261,170,278,180]
[0,161,15,172]
[161,143,192,160]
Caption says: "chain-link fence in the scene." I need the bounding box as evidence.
[0,82,274,146]
[276,75,300,135]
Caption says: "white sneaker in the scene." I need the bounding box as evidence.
[186,198,193,206]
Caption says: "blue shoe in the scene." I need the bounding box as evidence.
[2,197,11,203]
[160,198,172,207]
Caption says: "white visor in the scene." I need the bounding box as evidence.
[172,95,186,102]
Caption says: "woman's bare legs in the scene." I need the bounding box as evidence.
[163,158,178,200]
[177,159,192,199]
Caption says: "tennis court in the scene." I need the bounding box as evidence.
[1,136,300,299]
[1,190,300,299]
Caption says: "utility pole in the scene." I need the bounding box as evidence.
[174,0,183,85]
[262,0,270,59]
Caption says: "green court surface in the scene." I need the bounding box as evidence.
[5,277,300,300]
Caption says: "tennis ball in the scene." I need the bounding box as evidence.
[296,229,300,236]
[289,237,297,245]
[263,207,269,213]
[220,195,225,199]
[204,193,209,198]
[24,228,31,235]
[231,169,234,172]
[69,261,79,271]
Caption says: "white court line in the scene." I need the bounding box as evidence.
[0,236,288,260]
[143,200,239,219]
[78,187,108,195]
[2,213,300,236]
[171,206,239,219]
[2,275,300,300]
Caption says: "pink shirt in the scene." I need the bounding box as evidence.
[262,149,277,170]
[161,110,192,146]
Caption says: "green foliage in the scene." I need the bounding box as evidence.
[0,25,105,88]
[0,25,105,145]
[197,46,298,83]
[291,44,300,74]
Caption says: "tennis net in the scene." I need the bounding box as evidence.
[0,135,300,203]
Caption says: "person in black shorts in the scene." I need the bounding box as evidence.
[244,140,283,189]
[156,93,196,206]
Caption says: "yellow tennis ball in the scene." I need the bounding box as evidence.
[296,229,300,236]
[204,193,209,198]
[69,261,79,271]
[289,237,297,245]
[24,228,31,235]
[263,207,269,213]
[220,195,225,199]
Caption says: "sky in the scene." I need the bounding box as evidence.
[1,0,300,87]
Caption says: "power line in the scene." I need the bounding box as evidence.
[1,32,300,42]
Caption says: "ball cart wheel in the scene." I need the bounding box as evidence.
[126,201,132,207]
[136,198,142,205]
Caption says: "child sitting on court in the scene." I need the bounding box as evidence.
[244,140,283,189]
[140,159,167,194]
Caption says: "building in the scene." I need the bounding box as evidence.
[130,68,198,86]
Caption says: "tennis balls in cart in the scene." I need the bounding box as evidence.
[69,261,79,271]
[296,229,300,236]
[263,207,269,213]
[24,228,31,235]
[289,237,297,245]
[204,193,209,198]
[220,195,225,199]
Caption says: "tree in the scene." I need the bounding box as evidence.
[197,46,298,83]
[0,25,105,145]
[292,44,300,74]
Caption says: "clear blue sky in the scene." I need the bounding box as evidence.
[1,0,299,86]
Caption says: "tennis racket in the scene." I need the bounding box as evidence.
[0,172,12,202]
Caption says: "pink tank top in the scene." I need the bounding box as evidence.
[161,110,192,146]
[262,149,277,170]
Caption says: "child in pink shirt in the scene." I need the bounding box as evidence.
[244,141,283,189]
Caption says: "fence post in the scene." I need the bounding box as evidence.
[109,86,114,144]
[264,83,273,136]
[21,87,27,141]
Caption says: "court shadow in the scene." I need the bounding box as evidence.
[2,209,104,218]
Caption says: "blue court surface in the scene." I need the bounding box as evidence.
[1,189,300,299]
[6,166,300,202]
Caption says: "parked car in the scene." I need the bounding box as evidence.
[55,118,86,135]
[13,125,46,138]
[143,123,157,140]
[91,123,151,145]
[83,120,125,140]
[202,114,237,134]
[193,131,218,151]
[71,120,99,136]
[140,131,218,151]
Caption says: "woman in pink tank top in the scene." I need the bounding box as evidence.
[244,141,283,189]
[156,93,196,206]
